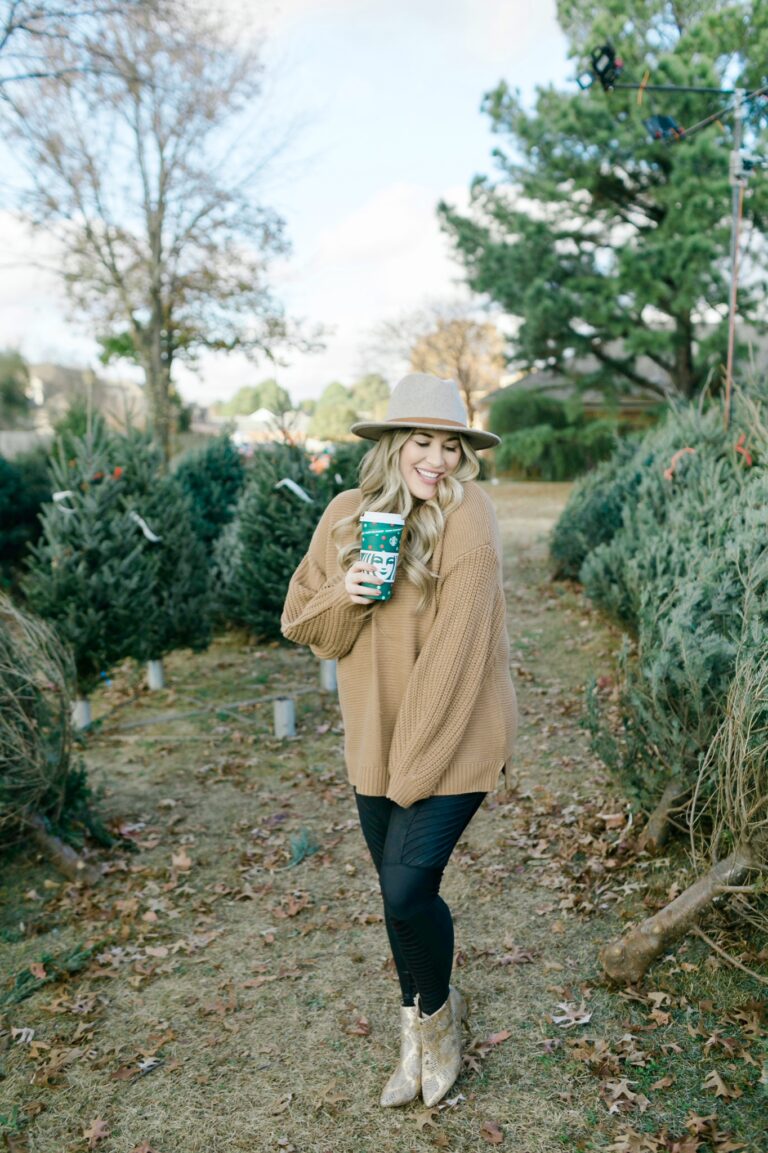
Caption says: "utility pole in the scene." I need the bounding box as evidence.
[580,47,767,429]
[725,91,747,429]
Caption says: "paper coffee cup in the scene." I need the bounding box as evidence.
[359,511,405,601]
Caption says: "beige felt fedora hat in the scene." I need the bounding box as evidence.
[349,372,500,450]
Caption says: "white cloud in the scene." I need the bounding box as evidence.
[298,181,471,309]
[0,213,96,364]
[176,180,477,405]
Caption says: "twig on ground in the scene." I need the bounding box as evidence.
[690,925,768,986]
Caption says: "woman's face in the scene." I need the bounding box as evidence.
[399,430,462,499]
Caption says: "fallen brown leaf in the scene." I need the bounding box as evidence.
[171,848,192,871]
[110,1064,136,1082]
[480,1119,504,1144]
[343,1016,371,1037]
[551,1001,592,1028]
[486,1030,512,1046]
[701,1069,742,1100]
[83,1118,110,1149]
[414,1107,439,1130]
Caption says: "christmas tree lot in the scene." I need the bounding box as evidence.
[23,423,211,720]
[552,385,768,980]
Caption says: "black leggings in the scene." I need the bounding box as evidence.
[354,789,486,1016]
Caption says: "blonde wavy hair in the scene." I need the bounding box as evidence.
[331,428,481,614]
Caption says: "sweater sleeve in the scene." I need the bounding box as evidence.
[386,544,502,808]
[280,504,368,661]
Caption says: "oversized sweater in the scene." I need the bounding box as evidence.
[280,480,518,808]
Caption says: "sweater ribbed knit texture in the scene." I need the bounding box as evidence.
[280,480,518,808]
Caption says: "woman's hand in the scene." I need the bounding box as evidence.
[345,560,384,604]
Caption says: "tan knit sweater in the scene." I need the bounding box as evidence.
[280,480,518,807]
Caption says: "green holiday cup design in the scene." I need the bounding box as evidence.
[359,511,406,601]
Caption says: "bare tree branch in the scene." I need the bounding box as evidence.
[369,300,507,426]
[4,2,311,460]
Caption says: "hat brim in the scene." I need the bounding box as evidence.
[349,420,500,451]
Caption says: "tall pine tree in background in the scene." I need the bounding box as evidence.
[439,0,768,403]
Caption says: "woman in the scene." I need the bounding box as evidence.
[280,372,518,1107]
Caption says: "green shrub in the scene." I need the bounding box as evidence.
[494,419,618,481]
[0,450,50,588]
[22,424,148,694]
[579,406,742,630]
[548,434,643,579]
[488,388,570,435]
[597,461,767,809]
[174,433,246,554]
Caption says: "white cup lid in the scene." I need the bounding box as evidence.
[359,511,405,526]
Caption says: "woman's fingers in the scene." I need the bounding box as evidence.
[345,561,384,603]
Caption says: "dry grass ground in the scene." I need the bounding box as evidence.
[1,481,766,1153]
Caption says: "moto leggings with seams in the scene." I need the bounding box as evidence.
[353,788,486,1016]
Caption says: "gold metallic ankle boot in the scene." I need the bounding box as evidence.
[380,1003,422,1107]
[419,986,469,1107]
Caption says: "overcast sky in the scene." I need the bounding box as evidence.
[0,0,572,406]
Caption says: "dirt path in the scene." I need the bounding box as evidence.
[2,482,761,1153]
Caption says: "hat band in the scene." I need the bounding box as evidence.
[386,416,466,428]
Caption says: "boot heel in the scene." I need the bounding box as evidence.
[420,986,467,1107]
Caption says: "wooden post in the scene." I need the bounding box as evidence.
[273,696,296,738]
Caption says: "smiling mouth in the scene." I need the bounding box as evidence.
[415,468,442,481]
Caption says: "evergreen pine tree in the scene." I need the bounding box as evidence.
[568,395,766,809]
[22,424,148,696]
[216,444,331,639]
[115,430,212,663]
[23,425,213,697]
